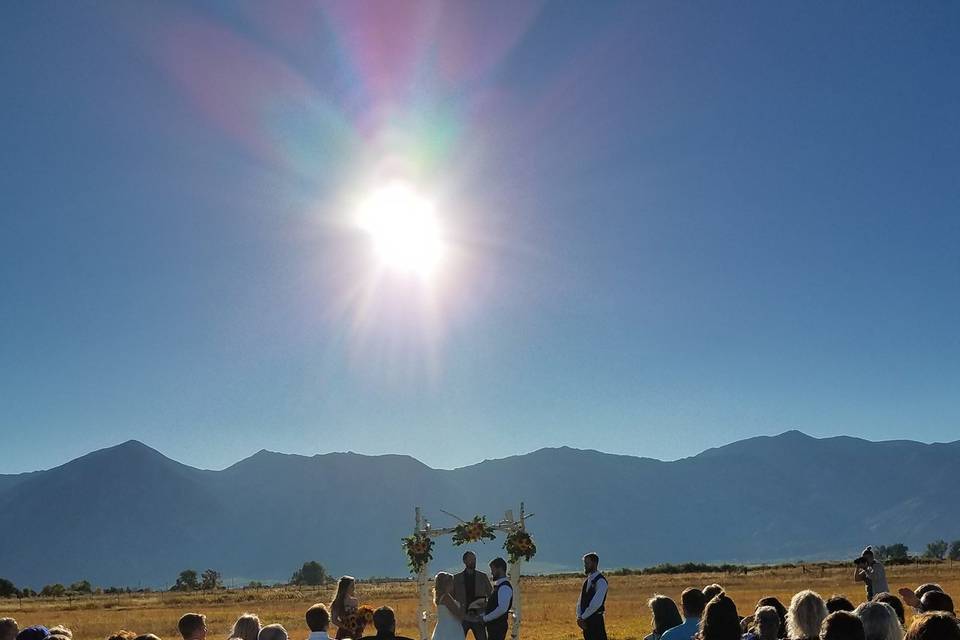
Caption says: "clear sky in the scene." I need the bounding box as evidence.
[2,2,959,474]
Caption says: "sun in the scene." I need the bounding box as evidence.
[356,181,447,277]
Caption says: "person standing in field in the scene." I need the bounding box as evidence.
[661,589,706,640]
[576,552,608,640]
[454,551,492,640]
[482,558,513,640]
[331,576,365,639]
[854,548,888,602]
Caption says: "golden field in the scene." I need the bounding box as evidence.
[4,564,959,640]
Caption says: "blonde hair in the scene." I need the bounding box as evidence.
[787,590,827,640]
[49,627,73,639]
[434,572,454,605]
[230,614,261,640]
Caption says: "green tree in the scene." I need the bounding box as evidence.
[173,569,199,591]
[69,580,93,594]
[291,561,328,586]
[925,539,948,560]
[0,578,16,598]
[40,583,66,597]
[949,540,960,561]
[200,569,222,591]
[881,543,909,561]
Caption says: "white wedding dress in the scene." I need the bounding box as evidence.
[432,597,464,640]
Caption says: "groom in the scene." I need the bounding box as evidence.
[455,551,493,640]
[481,558,512,640]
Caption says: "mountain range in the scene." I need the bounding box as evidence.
[2,430,958,589]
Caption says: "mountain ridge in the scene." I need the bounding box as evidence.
[2,430,959,588]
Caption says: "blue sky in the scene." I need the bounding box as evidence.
[2,2,958,474]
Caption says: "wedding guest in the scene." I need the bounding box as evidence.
[576,552,608,640]
[754,606,783,640]
[483,558,512,640]
[904,613,960,640]
[178,614,207,640]
[700,593,740,640]
[133,635,162,640]
[48,628,72,639]
[306,604,332,640]
[230,615,261,640]
[644,596,683,640]
[827,598,856,614]
[871,594,905,626]
[0,619,19,640]
[820,612,864,640]
[756,597,789,639]
[454,551,492,640]
[106,632,137,640]
[898,585,944,611]
[359,607,413,640]
[787,591,828,640]
[919,591,954,615]
[331,576,364,639]
[661,588,706,640]
[258,626,287,640]
[853,602,902,640]
[704,585,725,602]
[16,627,49,640]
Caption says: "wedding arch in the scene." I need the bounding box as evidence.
[402,503,536,640]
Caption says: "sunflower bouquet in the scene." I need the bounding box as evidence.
[341,606,374,638]
[402,533,434,574]
[452,515,497,546]
[504,529,537,563]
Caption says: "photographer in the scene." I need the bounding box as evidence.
[853,547,888,601]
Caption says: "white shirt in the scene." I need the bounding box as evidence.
[865,561,889,594]
[483,577,513,622]
[307,632,329,640]
[577,571,608,619]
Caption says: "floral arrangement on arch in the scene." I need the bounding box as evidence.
[402,533,434,574]
[452,515,497,546]
[504,529,537,563]
[341,606,375,638]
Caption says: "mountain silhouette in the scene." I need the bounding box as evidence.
[1,431,958,588]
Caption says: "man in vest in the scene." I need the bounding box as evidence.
[482,557,513,640]
[576,552,608,640]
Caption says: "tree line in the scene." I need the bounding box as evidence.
[0,560,330,599]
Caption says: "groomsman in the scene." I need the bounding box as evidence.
[576,553,608,640]
[482,558,512,640]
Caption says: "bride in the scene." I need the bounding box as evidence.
[432,572,465,640]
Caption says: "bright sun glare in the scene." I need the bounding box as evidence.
[356,181,446,277]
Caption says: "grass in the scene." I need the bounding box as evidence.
[4,563,960,640]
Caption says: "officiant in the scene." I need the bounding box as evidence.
[454,550,493,640]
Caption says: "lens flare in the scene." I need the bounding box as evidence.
[356,181,446,277]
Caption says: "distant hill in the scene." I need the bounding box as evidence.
[2,431,959,588]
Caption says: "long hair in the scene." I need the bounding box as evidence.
[648,595,683,637]
[787,590,828,640]
[700,593,740,640]
[854,602,903,640]
[434,572,454,606]
[230,614,261,640]
[331,576,356,619]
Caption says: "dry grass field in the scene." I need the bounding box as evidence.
[4,564,959,640]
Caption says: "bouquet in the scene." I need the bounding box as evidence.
[504,529,537,563]
[342,606,374,638]
[452,516,497,546]
[402,533,434,574]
